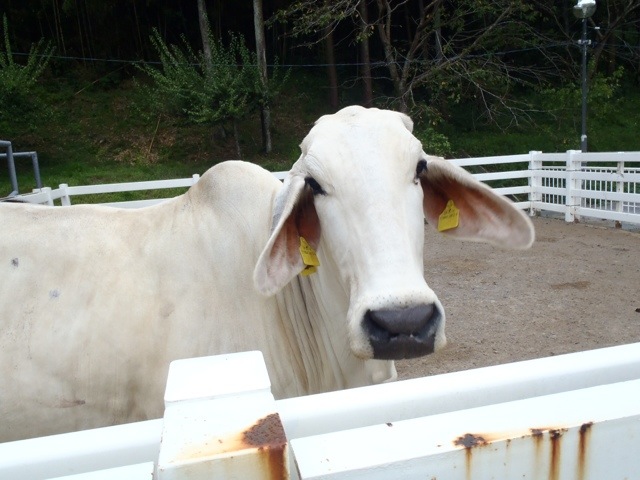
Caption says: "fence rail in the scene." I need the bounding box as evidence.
[7,151,640,225]
[2,344,639,479]
[1,139,42,196]
[452,150,640,224]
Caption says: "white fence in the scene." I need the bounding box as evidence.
[10,151,640,226]
[12,175,202,209]
[9,171,287,208]
[448,150,640,224]
[2,344,640,479]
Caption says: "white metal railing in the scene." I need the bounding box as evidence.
[451,150,640,224]
[10,175,203,208]
[2,344,639,479]
[10,171,289,208]
[8,151,640,225]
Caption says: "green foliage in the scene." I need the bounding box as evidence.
[0,15,54,128]
[538,67,624,125]
[136,29,288,132]
[410,106,452,157]
[269,0,357,38]
[413,124,452,158]
[2,66,640,199]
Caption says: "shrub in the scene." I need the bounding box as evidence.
[136,29,287,157]
[0,15,54,128]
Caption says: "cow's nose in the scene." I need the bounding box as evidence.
[364,304,442,360]
[368,304,435,335]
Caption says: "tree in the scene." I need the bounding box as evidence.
[588,0,640,77]
[373,0,551,120]
[253,0,273,153]
[324,17,340,109]
[137,27,287,158]
[197,0,214,70]
[0,15,54,124]
[272,0,569,126]
[270,0,359,109]
[138,30,255,157]
[358,0,374,107]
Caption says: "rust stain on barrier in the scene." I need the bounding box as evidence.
[454,433,488,480]
[175,412,288,480]
[578,422,593,480]
[454,433,488,449]
[242,413,288,480]
[528,427,567,480]
[453,424,597,480]
[548,428,565,480]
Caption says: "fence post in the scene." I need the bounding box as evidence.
[40,187,53,206]
[59,184,71,206]
[31,152,43,190]
[1,140,19,195]
[615,159,624,214]
[156,352,289,480]
[565,150,582,223]
[528,151,542,217]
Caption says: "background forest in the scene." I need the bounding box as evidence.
[1,0,640,196]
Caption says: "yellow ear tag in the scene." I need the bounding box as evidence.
[437,199,460,232]
[299,236,320,276]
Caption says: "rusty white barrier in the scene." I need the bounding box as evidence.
[0,419,162,479]
[292,379,640,479]
[47,463,155,480]
[2,343,640,480]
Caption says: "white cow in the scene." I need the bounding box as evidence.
[0,106,534,441]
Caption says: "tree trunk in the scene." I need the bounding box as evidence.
[197,0,213,70]
[52,0,66,54]
[233,119,242,159]
[375,0,407,112]
[359,0,373,107]
[253,0,272,153]
[433,1,444,64]
[323,0,339,109]
[324,26,339,109]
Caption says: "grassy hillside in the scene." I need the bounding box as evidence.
[2,71,639,199]
[1,74,322,198]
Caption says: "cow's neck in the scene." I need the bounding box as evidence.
[275,241,395,397]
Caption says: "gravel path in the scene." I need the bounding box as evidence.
[396,216,640,379]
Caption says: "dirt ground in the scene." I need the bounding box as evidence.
[396,215,640,380]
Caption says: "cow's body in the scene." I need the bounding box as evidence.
[0,106,534,441]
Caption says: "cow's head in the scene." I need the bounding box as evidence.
[254,106,534,360]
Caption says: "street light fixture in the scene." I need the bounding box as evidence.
[573,0,596,152]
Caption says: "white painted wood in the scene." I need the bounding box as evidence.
[0,420,163,480]
[9,152,640,225]
[47,462,154,480]
[277,343,640,441]
[1,344,639,480]
[292,379,640,479]
[163,351,271,405]
[451,154,529,166]
[156,351,288,480]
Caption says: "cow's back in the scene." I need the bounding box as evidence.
[0,161,284,441]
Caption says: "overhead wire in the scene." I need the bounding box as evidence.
[8,40,631,69]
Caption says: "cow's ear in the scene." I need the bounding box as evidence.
[254,175,321,296]
[420,157,534,249]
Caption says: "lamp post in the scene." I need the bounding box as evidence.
[573,0,596,152]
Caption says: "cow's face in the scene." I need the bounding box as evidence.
[254,106,534,360]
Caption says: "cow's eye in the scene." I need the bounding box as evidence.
[305,176,326,196]
[416,159,428,178]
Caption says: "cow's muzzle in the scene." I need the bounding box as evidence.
[363,304,442,359]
